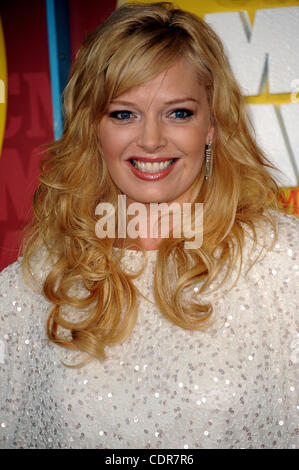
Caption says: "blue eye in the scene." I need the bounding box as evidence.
[110,110,132,120]
[172,109,193,119]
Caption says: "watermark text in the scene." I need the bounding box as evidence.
[95,195,203,249]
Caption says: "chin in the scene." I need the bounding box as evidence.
[132,195,175,205]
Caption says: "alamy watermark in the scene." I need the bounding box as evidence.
[95,195,203,249]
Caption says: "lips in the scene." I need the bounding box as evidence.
[128,156,176,163]
[126,156,178,181]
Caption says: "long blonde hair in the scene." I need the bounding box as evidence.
[22,2,279,365]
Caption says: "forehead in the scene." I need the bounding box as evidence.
[111,59,206,104]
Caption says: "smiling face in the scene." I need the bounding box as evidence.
[99,58,214,205]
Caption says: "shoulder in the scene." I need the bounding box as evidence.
[267,212,299,295]
[0,257,24,294]
[0,256,54,446]
[239,211,299,327]
[242,211,299,270]
[20,246,55,294]
[233,211,299,319]
[0,258,37,329]
[0,246,53,292]
[239,211,298,330]
[263,211,299,269]
[259,213,299,382]
[0,259,32,383]
[273,211,299,244]
[0,250,53,333]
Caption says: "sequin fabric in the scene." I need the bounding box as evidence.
[0,211,298,449]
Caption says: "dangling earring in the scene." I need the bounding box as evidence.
[204,140,213,181]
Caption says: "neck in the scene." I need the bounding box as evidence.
[114,193,195,251]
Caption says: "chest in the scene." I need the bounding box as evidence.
[17,292,283,449]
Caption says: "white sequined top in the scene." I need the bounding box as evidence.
[0,211,298,449]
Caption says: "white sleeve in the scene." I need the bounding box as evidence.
[277,258,299,445]
[271,214,299,446]
[0,259,26,448]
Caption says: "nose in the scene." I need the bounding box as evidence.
[137,115,167,153]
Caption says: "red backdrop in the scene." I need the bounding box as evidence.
[0,0,117,271]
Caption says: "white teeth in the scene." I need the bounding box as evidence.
[131,159,174,172]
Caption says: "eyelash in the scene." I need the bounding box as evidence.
[171,109,194,120]
[109,108,194,121]
[109,110,133,121]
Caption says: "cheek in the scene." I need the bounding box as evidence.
[100,127,129,163]
[100,133,117,164]
[185,131,207,158]
[173,124,207,149]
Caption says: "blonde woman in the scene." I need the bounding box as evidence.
[0,2,298,449]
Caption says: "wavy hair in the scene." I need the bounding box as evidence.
[22,2,279,366]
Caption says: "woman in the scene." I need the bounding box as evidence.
[0,2,298,449]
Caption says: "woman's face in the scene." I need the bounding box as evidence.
[99,58,214,205]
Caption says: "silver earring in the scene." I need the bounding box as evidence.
[204,140,213,181]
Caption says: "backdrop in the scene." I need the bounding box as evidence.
[0,0,117,270]
[0,0,298,271]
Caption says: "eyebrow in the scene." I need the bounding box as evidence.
[110,97,199,106]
